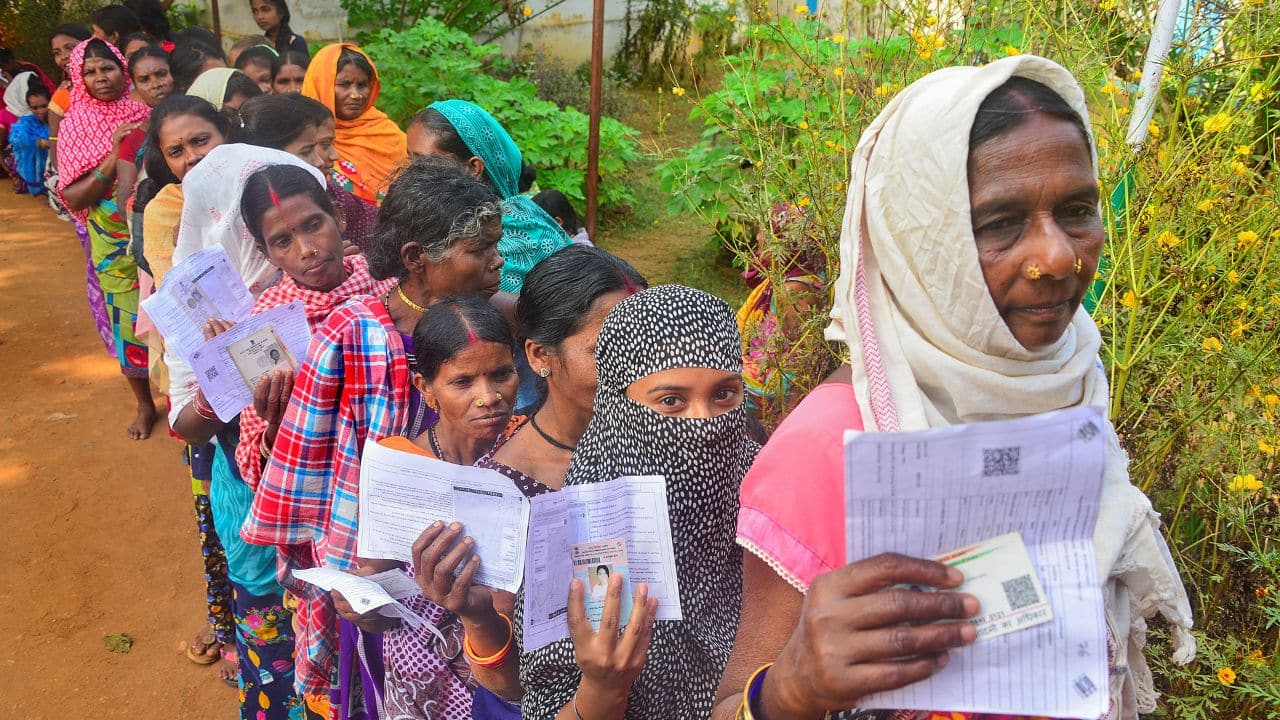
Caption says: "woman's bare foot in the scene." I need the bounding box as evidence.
[218,646,239,686]
[126,376,158,440]
[127,402,158,440]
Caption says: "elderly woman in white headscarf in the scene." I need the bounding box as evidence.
[713,55,1193,720]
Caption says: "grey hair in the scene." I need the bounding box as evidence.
[432,199,504,261]
[367,156,504,280]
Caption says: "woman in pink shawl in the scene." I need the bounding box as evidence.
[55,38,156,439]
[711,56,1193,720]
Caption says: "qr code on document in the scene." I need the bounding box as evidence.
[1002,574,1039,610]
[1073,673,1097,698]
[982,446,1021,477]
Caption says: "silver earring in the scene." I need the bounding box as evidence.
[538,367,550,378]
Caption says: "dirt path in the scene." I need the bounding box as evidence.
[0,190,234,717]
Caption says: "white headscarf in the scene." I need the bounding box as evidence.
[173,143,326,297]
[827,54,1194,716]
[165,143,328,425]
[4,71,35,117]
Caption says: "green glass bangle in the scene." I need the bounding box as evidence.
[92,168,111,184]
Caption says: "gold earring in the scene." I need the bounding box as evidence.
[495,392,503,401]
[538,367,550,378]
[1074,257,1083,274]
[1026,265,1042,280]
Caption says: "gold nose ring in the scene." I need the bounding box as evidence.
[1026,265,1042,280]
[475,398,486,408]
[1074,257,1083,274]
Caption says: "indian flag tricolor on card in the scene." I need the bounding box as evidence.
[934,531,1054,642]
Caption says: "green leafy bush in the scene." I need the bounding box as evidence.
[660,1,1280,715]
[363,17,641,209]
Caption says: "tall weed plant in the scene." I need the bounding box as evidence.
[658,1,1279,715]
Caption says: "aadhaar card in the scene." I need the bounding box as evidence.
[934,531,1053,641]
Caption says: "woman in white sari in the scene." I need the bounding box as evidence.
[716,55,1194,720]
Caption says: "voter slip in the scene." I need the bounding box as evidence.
[935,531,1052,641]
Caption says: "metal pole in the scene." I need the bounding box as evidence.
[585,0,604,240]
[1126,0,1180,149]
[210,0,224,48]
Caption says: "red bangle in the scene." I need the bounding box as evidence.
[193,392,218,421]
[463,612,513,668]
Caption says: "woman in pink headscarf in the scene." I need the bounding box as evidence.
[56,37,156,440]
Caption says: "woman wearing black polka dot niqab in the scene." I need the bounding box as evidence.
[516,284,761,718]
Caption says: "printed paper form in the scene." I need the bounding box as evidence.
[187,301,312,422]
[292,567,423,628]
[356,441,529,594]
[843,406,1109,719]
[522,475,682,653]
[140,246,254,361]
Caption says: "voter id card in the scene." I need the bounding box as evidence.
[935,531,1053,641]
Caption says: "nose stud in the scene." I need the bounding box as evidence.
[1026,265,1042,280]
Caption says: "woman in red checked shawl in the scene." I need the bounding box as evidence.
[243,156,506,720]
[55,37,156,439]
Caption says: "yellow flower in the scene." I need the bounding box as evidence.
[1238,230,1258,248]
[1156,230,1180,249]
[1231,319,1248,337]
[1130,70,1143,81]
[670,86,686,97]
[1098,0,1117,9]
[1259,438,1275,455]
[794,3,808,14]
[1236,144,1252,156]
[1227,270,1240,283]
[797,120,809,130]
[1228,475,1262,493]
[1248,650,1266,666]
[1197,199,1215,212]
[1218,666,1237,686]
[1203,112,1232,134]
[832,33,845,43]
[1100,82,1121,96]
[521,5,532,16]
[1147,122,1160,138]
[1003,45,1020,56]
[874,83,893,96]
[1233,160,1249,176]
[1120,290,1136,308]
[845,87,854,95]
[924,14,938,25]
[833,66,844,77]
[796,196,811,208]
[1251,83,1267,102]
[1117,105,1130,118]
[1202,337,1223,353]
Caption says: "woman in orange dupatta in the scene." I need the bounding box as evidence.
[301,43,405,204]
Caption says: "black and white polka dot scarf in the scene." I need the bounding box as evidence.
[517,284,760,719]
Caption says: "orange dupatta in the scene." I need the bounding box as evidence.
[301,43,407,200]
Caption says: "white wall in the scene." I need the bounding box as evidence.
[192,0,636,63]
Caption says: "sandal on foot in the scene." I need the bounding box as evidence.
[186,628,221,665]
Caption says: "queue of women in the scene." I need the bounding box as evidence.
[4,4,1198,718]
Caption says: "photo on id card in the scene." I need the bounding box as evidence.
[228,325,296,389]
[572,538,631,630]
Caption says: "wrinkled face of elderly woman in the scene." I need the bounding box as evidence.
[969,113,1103,350]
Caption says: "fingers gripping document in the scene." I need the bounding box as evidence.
[844,406,1109,719]
[356,442,530,594]
[186,301,312,422]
